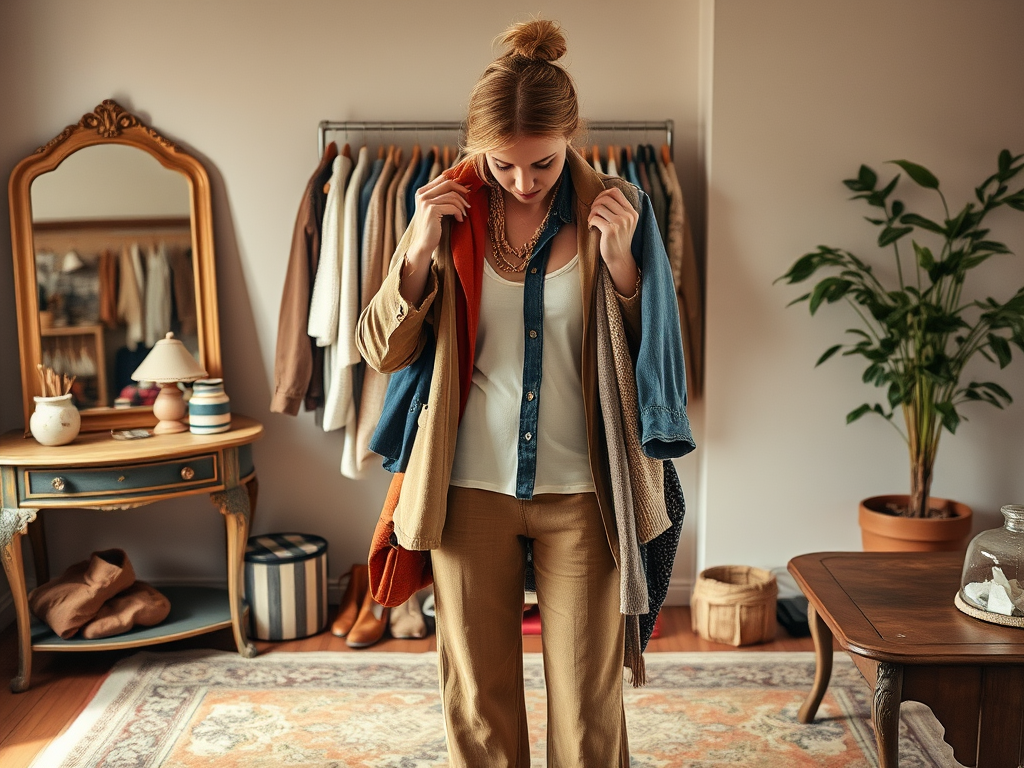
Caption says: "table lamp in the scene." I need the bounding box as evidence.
[131,332,208,434]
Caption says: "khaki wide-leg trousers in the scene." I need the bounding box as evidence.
[432,485,629,767]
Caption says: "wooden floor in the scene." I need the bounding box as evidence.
[0,606,814,768]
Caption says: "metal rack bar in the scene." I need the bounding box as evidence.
[318,119,674,160]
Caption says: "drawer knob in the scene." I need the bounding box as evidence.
[180,466,195,480]
[51,477,66,491]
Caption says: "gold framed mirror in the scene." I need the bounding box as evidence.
[8,99,220,433]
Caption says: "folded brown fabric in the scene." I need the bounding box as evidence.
[81,581,171,639]
[28,549,136,639]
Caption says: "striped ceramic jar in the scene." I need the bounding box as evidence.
[188,378,231,434]
[244,533,329,641]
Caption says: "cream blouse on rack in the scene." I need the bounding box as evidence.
[449,254,595,497]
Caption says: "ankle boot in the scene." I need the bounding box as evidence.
[331,564,368,637]
[389,594,427,639]
[346,588,390,648]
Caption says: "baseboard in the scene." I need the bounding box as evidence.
[150,577,345,607]
[0,574,685,635]
[665,577,693,607]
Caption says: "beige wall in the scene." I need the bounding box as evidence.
[702,0,1024,568]
[6,0,1023,632]
[0,0,704,620]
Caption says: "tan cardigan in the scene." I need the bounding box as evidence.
[355,150,641,564]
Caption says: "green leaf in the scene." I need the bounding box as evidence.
[988,334,1012,367]
[962,381,1013,408]
[867,175,900,207]
[846,404,872,424]
[889,159,940,189]
[808,278,853,314]
[887,382,904,408]
[890,200,905,219]
[913,242,934,271]
[862,363,887,385]
[999,149,1012,175]
[859,165,878,189]
[971,240,1010,255]
[935,402,961,433]
[979,381,1012,404]
[899,212,946,234]
[785,292,811,307]
[878,226,913,247]
[1004,190,1024,211]
[816,344,843,366]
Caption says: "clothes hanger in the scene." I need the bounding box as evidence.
[661,143,671,166]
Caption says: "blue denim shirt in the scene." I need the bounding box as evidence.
[512,170,574,498]
[369,166,694,480]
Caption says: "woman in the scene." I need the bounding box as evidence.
[357,19,693,767]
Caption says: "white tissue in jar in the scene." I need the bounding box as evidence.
[963,566,1024,616]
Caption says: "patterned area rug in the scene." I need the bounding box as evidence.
[32,651,959,767]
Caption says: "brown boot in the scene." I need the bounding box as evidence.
[331,564,368,637]
[81,582,171,639]
[345,587,390,648]
[28,549,136,639]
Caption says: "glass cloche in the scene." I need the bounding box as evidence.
[955,505,1024,627]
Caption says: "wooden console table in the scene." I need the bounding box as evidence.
[789,551,1024,768]
[0,415,263,692]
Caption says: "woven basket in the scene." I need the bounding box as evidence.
[691,565,778,646]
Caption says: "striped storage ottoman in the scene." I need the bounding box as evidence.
[244,533,328,641]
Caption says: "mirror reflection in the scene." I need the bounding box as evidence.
[30,144,197,411]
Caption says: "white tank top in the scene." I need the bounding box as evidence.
[449,255,595,496]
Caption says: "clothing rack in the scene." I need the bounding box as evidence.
[317,119,674,161]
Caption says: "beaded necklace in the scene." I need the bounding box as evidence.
[487,179,562,273]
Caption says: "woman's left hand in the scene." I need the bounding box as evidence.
[588,188,640,294]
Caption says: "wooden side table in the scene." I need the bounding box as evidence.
[0,415,263,692]
[789,551,1024,768]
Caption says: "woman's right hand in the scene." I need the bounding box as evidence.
[406,176,471,266]
[398,175,471,306]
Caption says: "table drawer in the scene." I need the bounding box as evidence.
[22,454,219,502]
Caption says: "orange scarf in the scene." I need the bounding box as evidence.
[442,161,490,419]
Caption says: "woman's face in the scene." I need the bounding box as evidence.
[485,135,569,207]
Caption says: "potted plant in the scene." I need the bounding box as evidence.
[778,150,1024,550]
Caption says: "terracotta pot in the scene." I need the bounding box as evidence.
[858,495,973,552]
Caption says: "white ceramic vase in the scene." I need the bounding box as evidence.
[30,394,81,446]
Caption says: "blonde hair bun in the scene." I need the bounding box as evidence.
[500,19,567,63]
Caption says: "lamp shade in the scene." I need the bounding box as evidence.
[131,332,208,384]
